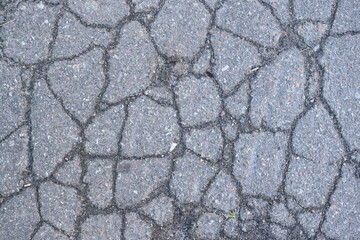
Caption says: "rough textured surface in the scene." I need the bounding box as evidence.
[48,49,104,123]
[297,22,327,48]
[84,159,113,208]
[1,1,359,239]
[0,62,26,139]
[170,153,216,203]
[142,195,174,226]
[1,2,58,63]
[175,76,221,126]
[271,203,295,227]
[195,213,223,239]
[133,0,161,12]
[121,97,179,157]
[53,12,112,58]
[216,0,282,47]
[225,82,249,119]
[286,104,343,207]
[116,158,170,207]
[33,224,70,240]
[294,0,332,21]
[54,156,82,186]
[212,30,261,93]
[0,126,28,195]
[0,188,40,240]
[234,132,287,196]
[263,0,290,23]
[322,164,360,239]
[322,35,360,150]
[39,182,81,234]
[80,213,122,240]
[85,104,125,155]
[124,212,152,240]
[104,22,158,102]
[185,127,223,162]
[250,49,306,129]
[67,0,129,26]
[31,80,80,179]
[203,171,240,211]
[151,0,210,58]
[331,0,360,33]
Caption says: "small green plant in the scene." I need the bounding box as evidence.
[226,210,236,218]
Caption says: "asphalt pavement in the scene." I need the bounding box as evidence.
[0,0,359,239]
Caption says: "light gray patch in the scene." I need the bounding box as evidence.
[1,2,58,63]
[115,158,170,207]
[186,127,223,162]
[104,21,158,102]
[195,213,223,240]
[133,0,161,12]
[203,171,240,211]
[234,132,287,196]
[53,12,112,58]
[33,224,70,240]
[142,195,174,226]
[0,126,28,195]
[294,0,332,21]
[31,80,80,179]
[216,0,282,47]
[286,104,343,207]
[48,49,104,123]
[54,156,82,186]
[331,0,360,33]
[85,104,125,155]
[67,0,129,26]
[175,76,221,126]
[121,96,179,157]
[322,164,360,239]
[84,159,113,208]
[225,82,249,119]
[0,62,26,139]
[125,212,152,240]
[170,153,216,203]
[0,188,40,240]
[250,48,305,129]
[39,182,81,234]
[212,30,261,94]
[322,35,360,150]
[151,0,210,58]
[80,213,122,240]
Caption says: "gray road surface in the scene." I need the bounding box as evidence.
[0,0,359,239]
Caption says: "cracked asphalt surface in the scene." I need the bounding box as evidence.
[0,0,359,239]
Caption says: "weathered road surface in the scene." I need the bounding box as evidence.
[0,0,359,239]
